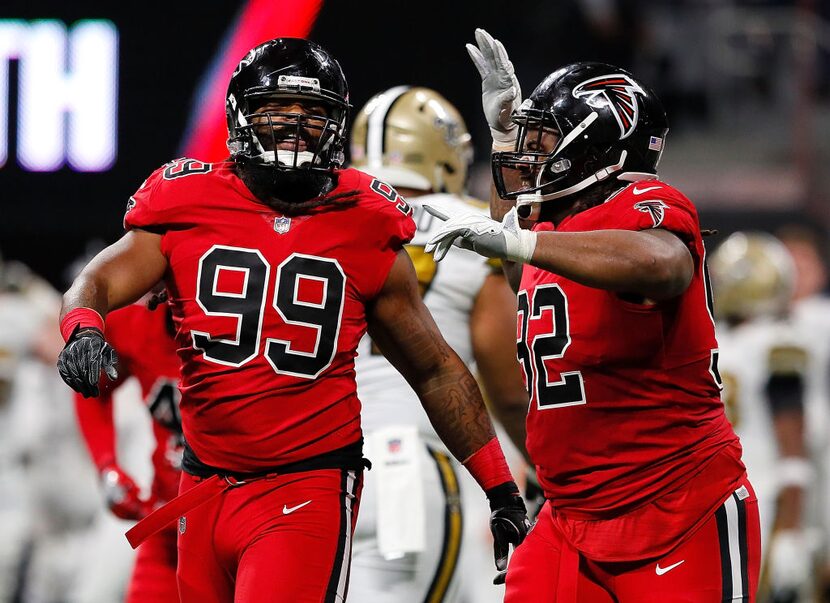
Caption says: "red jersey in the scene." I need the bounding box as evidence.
[124,159,415,472]
[519,180,744,559]
[76,303,182,503]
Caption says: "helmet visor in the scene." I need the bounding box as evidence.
[232,97,345,170]
[492,111,570,199]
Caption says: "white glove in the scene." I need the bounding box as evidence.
[466,28,522,150]
[423,205,537,264]
[768,529,813,598]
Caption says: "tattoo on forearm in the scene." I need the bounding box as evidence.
[420,369,496,462]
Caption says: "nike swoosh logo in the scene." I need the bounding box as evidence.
[655,560,685,575]
[633,185,661,195]
[283,500,312,515]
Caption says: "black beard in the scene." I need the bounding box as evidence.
[235,162,337,215]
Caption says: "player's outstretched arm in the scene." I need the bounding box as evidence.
[426,204,693,302]
[471,272,531,464]
[59,229,166,397]
[367,250,529,578]
[529,228,694,300]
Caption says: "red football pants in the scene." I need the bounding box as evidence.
[176,468,362,603]
[126,524,178,603]
[506,482,761,602]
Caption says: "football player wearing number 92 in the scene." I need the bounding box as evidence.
[423,29,762,602]
[56,37,528,603]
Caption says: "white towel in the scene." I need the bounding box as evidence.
[367,425,426,559]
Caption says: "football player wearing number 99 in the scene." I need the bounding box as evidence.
[56,38,527,603]
[424,29,761,602]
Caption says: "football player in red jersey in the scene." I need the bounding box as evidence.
[74,294,181,602]
[55,38,528,603]
[424,29,761,602]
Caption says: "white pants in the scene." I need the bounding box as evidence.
[351,438,464,602]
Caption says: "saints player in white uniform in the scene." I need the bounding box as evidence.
[348,87,529,603]
[711,232,818,602]
[0,257,57,602]
[0,257,104,602]
[778,226,830,599]
[0,257,154,603]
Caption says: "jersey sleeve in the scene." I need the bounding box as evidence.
[611,186,700,243]
[123,159,201,232]
[354,173,417,300]
[382,199,416,252]
[123,165,167,231]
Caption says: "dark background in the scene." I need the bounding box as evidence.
[2,0,828,286]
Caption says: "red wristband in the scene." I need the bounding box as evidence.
[60,308,105,342]
[462,437,513,491]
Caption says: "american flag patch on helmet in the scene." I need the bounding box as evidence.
[648,136,663,151]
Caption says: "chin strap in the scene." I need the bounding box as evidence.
[515,150,633,220]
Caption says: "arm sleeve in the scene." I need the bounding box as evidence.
[74,388,118,471]
[361,180,417,300]
[123,162,192,233]
[615,192,700,244]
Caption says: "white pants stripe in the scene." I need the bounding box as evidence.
[716,488,749,602]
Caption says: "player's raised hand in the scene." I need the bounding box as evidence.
[486,482,530,585]
[101,464,156,521]
[424,204,537,264]
[57,328,118,398]
[466,28,522,149]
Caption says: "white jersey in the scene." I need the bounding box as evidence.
[791,296,830,460]
[790,295,830,552]
[0,270,61,481]
[356,193,496,436]
[0,268,97,601]
[0,274,58,601]
[717,314,818,548]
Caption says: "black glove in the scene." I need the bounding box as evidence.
[57,327,118,398]
[487,481,530,585]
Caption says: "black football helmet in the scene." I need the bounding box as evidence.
[226,38,350,173]
[492,62,668,216]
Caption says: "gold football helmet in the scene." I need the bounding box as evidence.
[709,231,796,322]
[350,86,473,194]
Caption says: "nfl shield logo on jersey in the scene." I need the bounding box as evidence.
[179,516,187,534]
[274,216,291,234]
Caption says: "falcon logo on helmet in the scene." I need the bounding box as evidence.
[633,199,668,227]
[573,75,645,140]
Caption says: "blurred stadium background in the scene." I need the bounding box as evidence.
[3,0,830,284]
[1,0,829,601]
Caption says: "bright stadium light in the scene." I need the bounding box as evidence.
[0,19,118,172]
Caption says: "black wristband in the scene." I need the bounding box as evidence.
[486,481,524,512]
